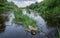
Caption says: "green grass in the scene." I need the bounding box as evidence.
[14,8,37,28]
[59,31,60,38]
[57,28,60,38]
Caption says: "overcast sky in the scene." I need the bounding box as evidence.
[7,0,43,7]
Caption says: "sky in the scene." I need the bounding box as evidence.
[7,0,43,7]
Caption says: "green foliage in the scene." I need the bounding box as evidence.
[0,0,7,4]
[28,0,60,27]
[0,0,12,25]
[58,28,60,38]
[0,0,14,14]
[0,0,7,13]
[28,0,60,37]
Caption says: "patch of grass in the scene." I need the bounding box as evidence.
[14,8,37,28]
[58,28,60,38]
[58,31,60,38]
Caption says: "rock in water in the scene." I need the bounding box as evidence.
[31,30,37,35]
[26,25,39,35]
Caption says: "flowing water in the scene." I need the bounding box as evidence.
[0,9,58,38]
[5,11,15,26]
[22,9,48,33]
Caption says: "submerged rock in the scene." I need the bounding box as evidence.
[26,25,39,35]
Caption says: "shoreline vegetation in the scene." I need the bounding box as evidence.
[27,0,60,37]
[0,0,38,34]
[0,0,12,27]
[27,0,60,27]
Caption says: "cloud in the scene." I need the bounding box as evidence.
[7,0,43,2]
[8,0,36,2]
[13,1,35,7]
[7,0,43,7]
[36,0,43,2]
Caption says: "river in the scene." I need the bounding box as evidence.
[0,9,58,38]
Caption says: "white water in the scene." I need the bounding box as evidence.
[22,9,48,33]
[5,11,15,25]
